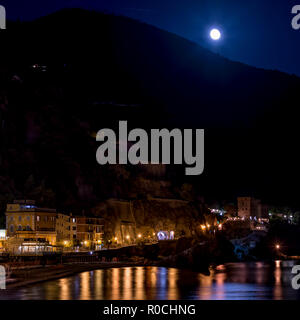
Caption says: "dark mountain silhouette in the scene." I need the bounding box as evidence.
[2,8,300,127]
[0,8,300,216]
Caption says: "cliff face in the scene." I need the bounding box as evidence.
[91,199,135,244]
[92,198,207,243]
[131,198,202,236]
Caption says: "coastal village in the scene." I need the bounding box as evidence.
[0,196,283,257]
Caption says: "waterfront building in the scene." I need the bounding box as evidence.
[5,200,57,247]
[75,216,104,250]
[5,200,105,253]
[56,213,77,245]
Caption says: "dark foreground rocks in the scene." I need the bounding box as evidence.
[97,236,235,274]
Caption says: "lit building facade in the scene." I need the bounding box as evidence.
[6,200,57,245]
[5,200,105,253]
[56,213,77,244]
[76,216,104,249]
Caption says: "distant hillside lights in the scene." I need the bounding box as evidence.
[292,5,300,30]
[96,121,204,176]
[0,5,5,30]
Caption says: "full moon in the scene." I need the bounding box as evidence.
[210,28,221,40]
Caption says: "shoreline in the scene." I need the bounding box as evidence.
[5,262,152,290]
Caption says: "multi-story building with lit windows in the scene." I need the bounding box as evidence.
[6,200,57,246]
[5,200,104,253]
[76,216,104,250]
[56,213,77,244]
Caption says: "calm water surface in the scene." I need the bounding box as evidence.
[1,260,300,300]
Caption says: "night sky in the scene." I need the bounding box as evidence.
[2,0,300,76]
